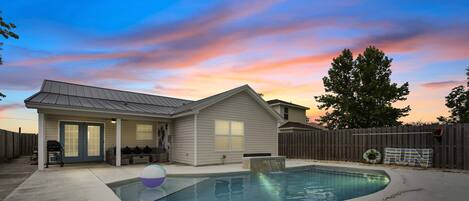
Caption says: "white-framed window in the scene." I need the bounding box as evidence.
[215,120,244,151]
[136,124,153,140]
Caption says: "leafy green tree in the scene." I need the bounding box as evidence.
[315,46,410,129]
[437,67,469,123]
[0,11,19,101]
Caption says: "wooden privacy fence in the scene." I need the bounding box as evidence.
[279,124,469,170]
[0,129,37,163]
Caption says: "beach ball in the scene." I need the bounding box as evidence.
[140,165,167,188]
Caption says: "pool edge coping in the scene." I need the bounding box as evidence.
[106,162,396,201]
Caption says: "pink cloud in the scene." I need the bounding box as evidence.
[0,103,23,118]
[421,80,465,89]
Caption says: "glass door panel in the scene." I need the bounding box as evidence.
[64,124,79,157]
[87,125,100,157]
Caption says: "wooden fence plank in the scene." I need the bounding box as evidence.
[456,124,463,169]
[464,124,469,170]
[277,124,468,170]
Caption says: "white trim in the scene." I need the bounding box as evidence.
[57,119,107,161]
[193,113,198,166]
[268,102,310,110]
[170,111,195,118]
[38,113,45,170]
[26,103,170,118]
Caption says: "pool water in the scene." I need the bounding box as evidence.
[110,167,389,201]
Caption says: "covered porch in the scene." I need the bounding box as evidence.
[36,109,173,170]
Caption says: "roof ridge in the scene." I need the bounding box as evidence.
[43,79,194,103]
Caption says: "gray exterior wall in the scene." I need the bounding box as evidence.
[270,105,307,123]
[285,106,307,123]
[196,91,278,166]
[170,115,195,165]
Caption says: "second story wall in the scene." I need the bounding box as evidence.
[285,106,307,123]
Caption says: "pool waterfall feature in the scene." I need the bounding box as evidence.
[242,156,286,172]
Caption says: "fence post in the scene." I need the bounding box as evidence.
[464,124,469,170]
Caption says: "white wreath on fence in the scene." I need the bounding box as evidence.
[363,149,382,164]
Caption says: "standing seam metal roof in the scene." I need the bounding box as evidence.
[25,80,281,120]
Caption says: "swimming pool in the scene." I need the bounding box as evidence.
[110,166,389,201]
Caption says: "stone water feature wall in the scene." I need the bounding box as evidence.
[242,156,286,172]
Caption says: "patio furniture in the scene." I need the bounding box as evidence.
[132,155,150,164]
[106,146,168,165]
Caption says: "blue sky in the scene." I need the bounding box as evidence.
[1,0,468,132]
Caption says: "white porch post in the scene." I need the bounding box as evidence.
[37,113,45,170]
[116,118,122,166]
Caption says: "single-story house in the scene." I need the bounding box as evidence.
[25,80,283,170]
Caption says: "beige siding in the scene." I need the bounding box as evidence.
[286,107,307,123]
[196,92,278,166]
[43,114,160,157]
[171,115,194,165]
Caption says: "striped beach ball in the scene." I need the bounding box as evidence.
[140,165,167,188]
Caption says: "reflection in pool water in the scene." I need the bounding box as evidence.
[111,167,389,201]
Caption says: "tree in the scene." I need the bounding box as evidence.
[315,46,410,129]
[0,11,19,101]
[437,67,469,123]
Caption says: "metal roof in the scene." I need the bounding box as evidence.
[266,99,310,110]
[25,80,192,117]
[25,80,282,121]
[279,121,327,130]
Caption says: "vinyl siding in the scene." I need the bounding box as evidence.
[171,115,194,165]
[285,106,307,123]
[271,105,281,115]
[196,92,278,165]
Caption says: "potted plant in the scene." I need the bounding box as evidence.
[221,155,226,164]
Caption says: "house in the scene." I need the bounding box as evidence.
[267,99,327,133]
[267,99,309,123]
[25,80,283,170]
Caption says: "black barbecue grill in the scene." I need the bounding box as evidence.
[46,140,64,168]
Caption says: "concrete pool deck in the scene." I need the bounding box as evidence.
[5,160,469,201]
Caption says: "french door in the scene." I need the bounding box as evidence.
[60,122,104,163]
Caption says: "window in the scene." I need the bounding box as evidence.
[283,107,289,120]
[136,124,153,140]
[215,120,244,151]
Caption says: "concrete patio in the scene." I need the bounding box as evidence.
[0,156,37,200]
[4,160,469,201]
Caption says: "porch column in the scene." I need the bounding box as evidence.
[167,121,171,162]
[116,118,122,166]
[37,113,45,170]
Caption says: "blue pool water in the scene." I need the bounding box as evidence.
[110,166,389,201]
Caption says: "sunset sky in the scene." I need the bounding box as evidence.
[1,0,468,133]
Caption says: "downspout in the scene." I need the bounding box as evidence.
[193,112,198,166]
